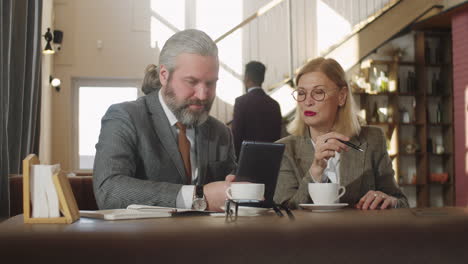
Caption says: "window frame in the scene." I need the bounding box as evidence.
[71,77,143,173]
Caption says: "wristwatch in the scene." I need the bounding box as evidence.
[192,185,207,211]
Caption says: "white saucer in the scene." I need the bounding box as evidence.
[299,203,348,212]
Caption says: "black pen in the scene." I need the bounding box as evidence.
[338,139,364,152]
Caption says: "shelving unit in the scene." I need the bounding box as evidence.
[351,30,454,208]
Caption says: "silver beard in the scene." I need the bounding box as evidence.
[163,82,214,127]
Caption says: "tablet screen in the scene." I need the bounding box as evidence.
[235,141,285,206]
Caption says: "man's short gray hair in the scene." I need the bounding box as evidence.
[141,29,218,94]
[160,29,218,74]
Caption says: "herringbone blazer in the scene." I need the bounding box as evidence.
[93,90,237,209]
[273,126,409,208]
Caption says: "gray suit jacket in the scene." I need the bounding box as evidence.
[273,126,409,209]
[93,91,237,209]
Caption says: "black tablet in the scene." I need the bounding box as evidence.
[235,141,285,206]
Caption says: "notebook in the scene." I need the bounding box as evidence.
[235,141,285,207]
[80,205,210,220]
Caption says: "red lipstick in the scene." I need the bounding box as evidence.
[304,111,316,117]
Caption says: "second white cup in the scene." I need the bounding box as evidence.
[308,183,346,205]
[226,183,265,200]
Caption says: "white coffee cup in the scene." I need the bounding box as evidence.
[308,183,346,205]
[226,183,265,200]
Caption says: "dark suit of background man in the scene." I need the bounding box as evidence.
[93,29,237,212]
[232,61,282,159]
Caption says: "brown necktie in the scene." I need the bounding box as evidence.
[176,122,192,184]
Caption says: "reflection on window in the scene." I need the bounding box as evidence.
[270,83,296,117]
[79,87,137,169]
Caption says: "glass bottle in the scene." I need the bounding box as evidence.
[425,40,431,64]
[371,102,379,123]
[436,103,442,123]
[427,138,433,153]
[401,108,410,123]
[380,71,388,92]
[431,73,437,95]
[369,67,378,93]
[436,73,441,95]
[406,71,414,94]
[387,106,394,123]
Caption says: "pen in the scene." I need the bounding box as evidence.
[337,139,364,152]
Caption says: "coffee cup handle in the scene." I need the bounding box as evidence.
[336,186,346,200]
[225,187,233,200]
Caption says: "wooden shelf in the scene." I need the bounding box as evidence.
[427,93,452,98]
[399,122,425,126]
[428,182,453,186]
[398,152,424,157]
[427,123,452,127]
[352,30,454,208]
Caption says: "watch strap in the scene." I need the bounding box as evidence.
[195,185,204,198]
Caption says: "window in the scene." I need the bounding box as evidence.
[73,79,141,171]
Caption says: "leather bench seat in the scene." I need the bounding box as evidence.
[9,175,98,216]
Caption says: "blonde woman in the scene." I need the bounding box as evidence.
[273,57,408,210]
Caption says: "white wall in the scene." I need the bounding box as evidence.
[49,0,398,170]
[39,0,54,164]
[52,0,159,170]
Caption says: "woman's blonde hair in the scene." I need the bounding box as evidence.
[287,57,361,138]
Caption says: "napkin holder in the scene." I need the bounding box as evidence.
[23,154,80,224]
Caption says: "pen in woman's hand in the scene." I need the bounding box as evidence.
[337,139,364,152]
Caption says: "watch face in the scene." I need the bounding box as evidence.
[193,198,207,211]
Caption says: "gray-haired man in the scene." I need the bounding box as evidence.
[93,29,237,211]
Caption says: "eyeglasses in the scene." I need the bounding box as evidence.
[224,199,295,222]
[291,88,339,102]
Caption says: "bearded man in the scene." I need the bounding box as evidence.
[93,29,237,211]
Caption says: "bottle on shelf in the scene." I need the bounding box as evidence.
[387,106,394,123]
[427,138,433,153]
[399,74,407,93]
[406,71,415,94]
[431,72,437,95]
[435,41,442,64]
[436,103,442,123]
[371,102,379,123]
[426,105,432,123]
[401,107,410,123]
[379,71,389,92]
[435,137,445,154]
[425,40,431,64]
[369,67,378,93]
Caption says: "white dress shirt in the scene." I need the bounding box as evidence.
[247,86,262,93]
[158,90,196,208]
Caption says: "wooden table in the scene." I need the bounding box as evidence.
[1,207,468,264]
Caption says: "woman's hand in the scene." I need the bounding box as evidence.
[309,132,350,181]
[355,190,398,210]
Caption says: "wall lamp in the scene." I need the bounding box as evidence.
[43,28,54,54]
[50,76,61,92]
[43,28,64,54]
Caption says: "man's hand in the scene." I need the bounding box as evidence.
[204,175,236,212]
